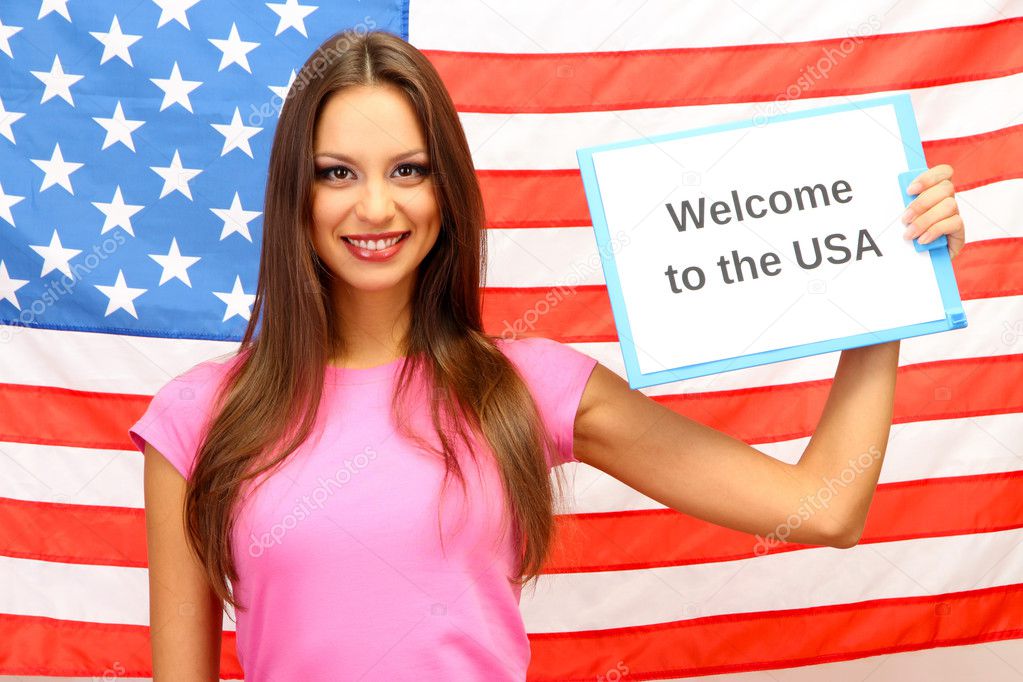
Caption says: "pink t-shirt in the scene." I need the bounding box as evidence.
[128,335,597,681]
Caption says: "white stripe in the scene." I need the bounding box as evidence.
[411,0,1023,51]
[461,75,1023,170]
[519,527,1023,632]
[562,411,1023,514]
[2,292,1020,396]
[0,444,142,507]
[484,181,1022,286]
[0,324,237,392]
[0,555,237,630]
[5,408,1020,510]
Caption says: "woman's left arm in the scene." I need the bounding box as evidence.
[572,164,965,548]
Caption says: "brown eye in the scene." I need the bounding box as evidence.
[317,165,351,181]
[395,163,429,178]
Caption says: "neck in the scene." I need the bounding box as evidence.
[330,276,415,369]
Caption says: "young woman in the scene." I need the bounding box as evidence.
[130,28,966,681]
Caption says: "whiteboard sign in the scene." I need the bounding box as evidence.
[576,94,966,389]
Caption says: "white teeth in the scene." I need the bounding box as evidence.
[345,234,406,251]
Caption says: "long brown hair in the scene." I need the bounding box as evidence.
[183,28,573,614]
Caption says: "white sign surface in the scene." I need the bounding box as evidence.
[578,96,963,386]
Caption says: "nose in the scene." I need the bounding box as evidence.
[354,176,396,225]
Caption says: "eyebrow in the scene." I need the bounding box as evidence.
[313,149,428,164]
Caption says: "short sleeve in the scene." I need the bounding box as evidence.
[128,360,231,481]
[499,336,598,467]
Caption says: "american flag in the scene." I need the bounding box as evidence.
[1,1,1022,679]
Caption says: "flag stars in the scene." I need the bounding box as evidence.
[266,0,318,37]
[38,0,71,21]
[150,238,201,286]
[93,101,146,151]
[209,23,259,73]
[0,181,25,227]
[211,108,262,158]
[92,186,145,236]
[211,191,261,241]
[0,18,23,58]
[90,15,142,66]
[31,143,85,194]
[95,269,147,318]
[152,0,202,30]
[30,55,84,106]
[0,261,29,310]
[150,149,202,200]
[150,61,202,113]
[269,69,297,105]
[0,96,26,144]
[213,275,255,321]
[30,229,82,278]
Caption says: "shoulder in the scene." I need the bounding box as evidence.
[493,336,600,466]
[128,351,244,479]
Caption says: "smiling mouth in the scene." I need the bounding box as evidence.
[339,231,411,251]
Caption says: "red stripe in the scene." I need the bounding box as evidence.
[526,583,1023,680]
[0,383,147,451]
[548,471,1023,573]
[479,127,1023,228]
[0,613,241,677]
[480,237,1023,343]
[0,328,1019,455]
[1,586,1020,678]
[5,468,1021,569]
[924,124,1023,191]
[2,355,1021,567]
[424,18,1023,113]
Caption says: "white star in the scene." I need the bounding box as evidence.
[150,61,202,113]
[152,0,202,29]
[269,69,297,106]
[0,178,24,226]
[0,181,25,227]
[208,23,259,73]
[89,15,142,66]
[38,0,71,21]
[91,186,145,236]
[0,95,26,144]
[210,107,262,158]
[92,101,145,151]
[211,192,262,241]
[150,149,202,200]
[266,0,317,37]
[150,238,201,286]
[30,229,82,278]
[0,19,23,58]
[30,143,84,194]
[0,261,29,310]
[95,269,146,318]
[213,275,255,321]
[30,54,84,106]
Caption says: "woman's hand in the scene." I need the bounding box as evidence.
[902,164,965,260]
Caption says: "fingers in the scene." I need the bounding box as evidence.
[914,213,963,246]
[904,194,957,242]
[906,163,953,194]
[903,177,954,220]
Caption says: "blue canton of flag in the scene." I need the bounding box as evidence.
[0,0,406,341]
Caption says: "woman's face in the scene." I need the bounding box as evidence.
[309,83,441,297]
